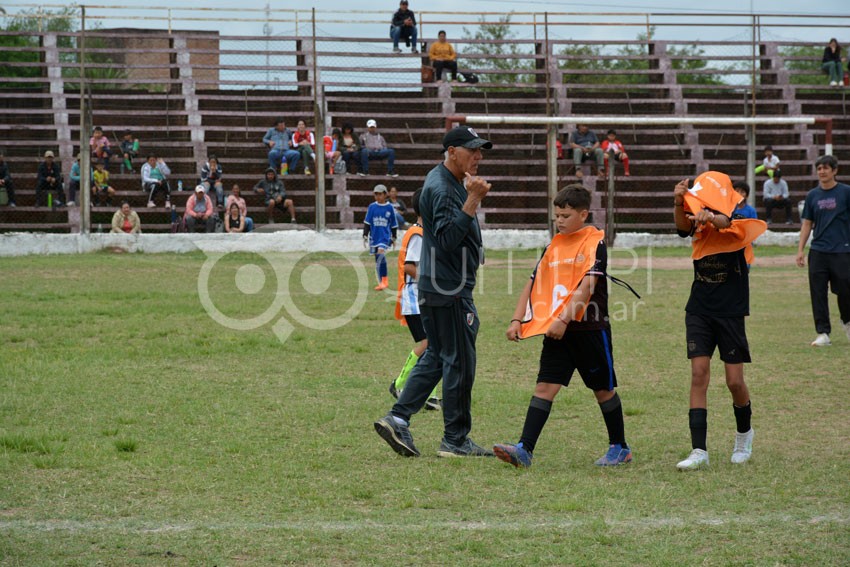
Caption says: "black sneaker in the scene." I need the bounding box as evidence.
[425,397,441,411]
[437,438,494,458]
[374,413,419,457]
[389,380,401,400]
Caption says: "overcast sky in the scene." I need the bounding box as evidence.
[3,0,848,43]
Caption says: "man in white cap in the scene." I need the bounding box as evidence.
[183,184,216,233]
[358,119,397,177]
[374,125,493,458]
[36,150,65,207]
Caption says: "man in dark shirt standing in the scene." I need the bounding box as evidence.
[374,126,492,458]
[390,0,418,54]
[796,155,850,346]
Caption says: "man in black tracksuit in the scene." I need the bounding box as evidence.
[374,126,493,458]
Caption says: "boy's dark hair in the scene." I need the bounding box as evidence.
[438,30,446,35]
[411,187,423,216]
[208,154,217,162]
[607,129,616,135]
[773,169,782,179]
[146,154,156,160]
[332,127,342,137]
[764,145,773,152]
[815,155,838,170]
[274,118,285,125]
[732,181,750,197]
[553,183,591,211]
[93,126,103,132]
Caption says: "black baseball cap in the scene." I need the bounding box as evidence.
[441,126,493,153]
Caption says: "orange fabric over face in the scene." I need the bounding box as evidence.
[519,226,604,339]
[395,225,424,324]
[690,219,767,260]
[683,171,740,218]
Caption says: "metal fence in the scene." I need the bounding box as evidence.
[0,5,847,233]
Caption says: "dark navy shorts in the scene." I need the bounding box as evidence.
[537,328,617,391]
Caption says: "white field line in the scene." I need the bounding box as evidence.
[0,513,847,534]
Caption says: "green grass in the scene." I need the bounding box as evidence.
[0,249,848,566]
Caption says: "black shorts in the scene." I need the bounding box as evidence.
[685,312,751,364]
[537,328,617,391]
[404,314,427,343]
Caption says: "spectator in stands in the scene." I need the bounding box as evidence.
[340,123,361,175]
[601,129,631,176]
[359,120,398,177]
[111,201,141,234]
[200,155,225,210]
[184,184,216,233]
[568,124,605,180]
[92,161,116,206]
[263,118,300,175]
[822,38,846,87]
[224,202,246,234]
[754,145,780,179]
[0,150,16,207]
[225,184,254,232]
[89,126,111,169]
[390,0,418,54]
[325,128,343,174]
[732,181,758,219]
[67,153,80,207]
[429,30,458,82]
[142,154,172,208]
[293,120,317,175]
[388,186,408,228]
[120,129,139,173]
[36,150,65,207]
[254,167,296,224]
[764,170,793,225]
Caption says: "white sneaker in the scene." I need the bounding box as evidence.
[147,201,155,208]
[830,81,838,86]
[731,429,754,464]
[811,333,831,347]
[844,322,850,342]
[676,448,709,471]
[66,201,75,206]
[164,200,171,209]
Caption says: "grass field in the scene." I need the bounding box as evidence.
[0,247,848,566]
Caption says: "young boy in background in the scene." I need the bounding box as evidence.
[673,171,766,470]
[601,129,630,176]
[390,188,441,411]
[363,184,398,291]
[732,182,758,220]
[92,161,116,206]
[754,145,780,179]
[120,129,139,173]
[494,184,633,468]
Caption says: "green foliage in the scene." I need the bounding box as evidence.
[559,27,726,86]
[460,14,537,88]
[0,6,127,90]
[781,44,826,85]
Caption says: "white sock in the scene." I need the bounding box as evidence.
[391,415,408,426]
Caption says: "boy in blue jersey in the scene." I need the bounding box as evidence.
[732,182,758,220]
[363,184,398,290]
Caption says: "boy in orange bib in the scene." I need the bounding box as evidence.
[494,184,632,468]
[673,171,766,471]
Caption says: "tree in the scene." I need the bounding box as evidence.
[460,14,537,87]
[0,6,127,90]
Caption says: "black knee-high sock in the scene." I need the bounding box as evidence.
[689,408,708,451]
[599,392,627,448]
[733,401,752,433]
[518,396,552,454]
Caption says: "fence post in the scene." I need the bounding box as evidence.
[606,157,615,247]
[79,8,91,234]
[546,126,557,237]
[746,124,756,207]
[312,9,326,231]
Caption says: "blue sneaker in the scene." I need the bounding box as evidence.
[493,442,532,468]
[595,444,633,466]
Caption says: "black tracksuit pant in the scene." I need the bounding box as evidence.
[808,249,850,334]
[392,291,479,446]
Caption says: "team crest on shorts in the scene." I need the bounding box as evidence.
[467,312,474,326]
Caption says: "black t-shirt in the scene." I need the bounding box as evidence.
[685,249,750,317]
[531,240,609,331]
